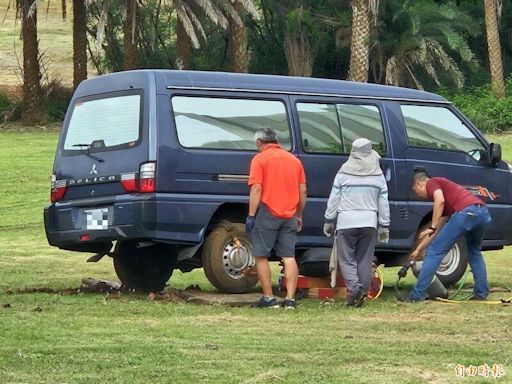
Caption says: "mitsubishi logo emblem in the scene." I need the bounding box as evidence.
[90,164,98,175]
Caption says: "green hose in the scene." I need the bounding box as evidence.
[448,268,472,300]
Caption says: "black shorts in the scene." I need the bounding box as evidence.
[251,205,297,258]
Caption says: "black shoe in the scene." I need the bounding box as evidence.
[346,287,366,307]
[469,295,487,301]
[282,298,296,310]
[253,296,280,308]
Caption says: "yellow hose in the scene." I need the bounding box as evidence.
[369,266,384,300]
[435,296,512,305]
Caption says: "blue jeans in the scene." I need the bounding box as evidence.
[410,205,492,301]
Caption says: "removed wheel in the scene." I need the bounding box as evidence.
[113,241,177,292]
[415,223,468,286]
[202,223,258,293]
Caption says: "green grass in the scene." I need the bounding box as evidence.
[489,133,512,163]
[0,127,511,383]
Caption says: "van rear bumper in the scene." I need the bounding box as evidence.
[44,193,239,252]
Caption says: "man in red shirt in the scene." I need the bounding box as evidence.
[406,172,492,301]
[247,128,307,309]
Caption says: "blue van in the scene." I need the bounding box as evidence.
[44,70,512,292]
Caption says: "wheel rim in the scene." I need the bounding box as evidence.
[222,238,254,280]
[436,243,461,276]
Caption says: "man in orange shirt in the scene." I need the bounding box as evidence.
[247,128,307,309]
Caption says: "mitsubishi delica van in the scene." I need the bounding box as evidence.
[44,70,512,292]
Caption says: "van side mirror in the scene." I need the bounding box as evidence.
[489,143,502,166]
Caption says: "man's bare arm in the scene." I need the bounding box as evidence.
[248,184,262,216]
[297,183,307,218]
[431,189,445,229]
[419,189,445,239]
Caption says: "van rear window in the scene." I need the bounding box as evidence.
[172,96,291,150]
[63,92,142,152]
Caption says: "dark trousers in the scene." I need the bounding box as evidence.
[336,227,376,296]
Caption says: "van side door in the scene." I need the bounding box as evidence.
[289,96,397,248]
[400,103,510,246]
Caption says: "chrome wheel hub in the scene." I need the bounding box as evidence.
[222,239,254,279]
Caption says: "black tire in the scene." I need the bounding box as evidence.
[202,223,258,293]
[415,223,468,286]
[113,242,177,292]
[435,238,468,286]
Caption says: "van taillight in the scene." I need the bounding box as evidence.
[139,162,156,193]
[50,179,67,203]
[120,162,156,193]
[121,173,137,193]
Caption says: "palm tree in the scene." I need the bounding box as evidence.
[283,5,314,76]
[123,0,138,70]
[73,0,87,88]
[226,0,259,72]
[373,0,479,89]
[484,0,505,98]
[173,0,257,70]
[348,0,379,82]
[19,0,45,123]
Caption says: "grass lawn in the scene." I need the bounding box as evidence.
[0,127,511,383]
[0,0,95,90]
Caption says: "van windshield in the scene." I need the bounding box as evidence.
[63,92,142,153]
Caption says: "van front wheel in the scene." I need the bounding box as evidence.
[113,242,177,292]
[415,223,468,286]
[435,239,468,286]
[202,223,258,293]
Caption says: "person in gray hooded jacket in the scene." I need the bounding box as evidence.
[323,138,390,307]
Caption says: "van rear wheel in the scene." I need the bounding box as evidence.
[113,242,177,292]
[202,223,258,293]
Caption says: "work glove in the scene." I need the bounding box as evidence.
[323,222,335,238]
[377,226,390,243]
[245,216,256,234]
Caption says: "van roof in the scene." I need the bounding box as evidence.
[82,70,449,103]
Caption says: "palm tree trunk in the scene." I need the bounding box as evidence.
[348,0,370,82]
[20,0,45,123]
[123,0,138,70]
[176,18,191,69]
[73,0,87,89]
[61,0,67,21]
[283,28,313,77]
[229,2,248,73]
[484,0,505,98]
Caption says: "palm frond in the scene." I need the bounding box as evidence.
[232,0,260,20]
[424,38,464,88]
[27,0,43,18]
[217,1,243,26]
[194,0,228,29]
[175,2,201,49]
[385,56,399,86]
[95,0,109,51]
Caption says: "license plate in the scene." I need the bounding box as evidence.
[84,208,109,230]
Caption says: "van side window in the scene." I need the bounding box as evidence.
[63,93,141,151]
[401,105,485,153]
[297,102,386,154]
[172,96,291,150]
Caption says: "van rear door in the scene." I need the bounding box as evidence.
[53,90,148,202]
